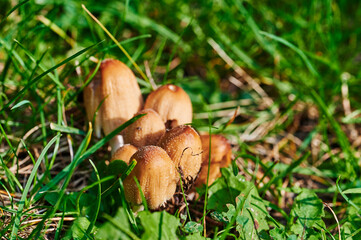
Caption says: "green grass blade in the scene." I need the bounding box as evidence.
[233,0,278,57]
[75,175,113,214]
[54,198,67,240]
[10,134,60,239]
[259,31,319,77]
[13,39,65,89]
[101,160,137,199]
[125,10,190,52]
[134,176,148,212]
[0,0,30,25]
[82,159,101,239]
[10,100,32,111]
[336,177,361,215]
[260,152,310,194]
[102,213,141,240]
[50,123,86,136]
[311,90,356,177]
[342,188,361,194]
[118,178,139,234]
[0,154,22,192]
[0,41,102,114]
[34,114,145,201]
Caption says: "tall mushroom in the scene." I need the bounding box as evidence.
[123,146,178,209]
[83,59,143,152]
[144,84,192,129]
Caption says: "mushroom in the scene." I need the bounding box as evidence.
[83,71,102,138]
[123,146,178,209]
[83,59,143,152]
[158,125,202,182]
[194,134,232,187]
[123,109,165,147]
[110,144,138,164]
[194,163,221,188]
[144,84,192,129]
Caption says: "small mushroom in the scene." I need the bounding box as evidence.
[158,125,202,182]
[123,146,178,209]
[144,84,192,128]
[200,134,232,168]
[194,163,221,188]
[110,144,138,164]
[194,134,232,187]
[123,109,165,147]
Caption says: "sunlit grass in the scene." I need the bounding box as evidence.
[1,0,361,238]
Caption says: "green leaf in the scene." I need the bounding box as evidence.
[290,190,325,237]
[184,233,207,240]
[96,208,133,240]
[207,167,246,212]
[269,227,286,240]
[210,211,228,224]
[139,211,179,240]
[70,217,92,239]
[44,192,76,212]
[183,221,203,234]
[226,195,269,239]
[209,168,269,239]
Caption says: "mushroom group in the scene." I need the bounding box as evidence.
[84,59,233,209]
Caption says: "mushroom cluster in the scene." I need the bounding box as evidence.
[84,59,233,209]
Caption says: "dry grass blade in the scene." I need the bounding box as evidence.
[207,38,273,107]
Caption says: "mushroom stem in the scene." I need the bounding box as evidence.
[110,135,125,155]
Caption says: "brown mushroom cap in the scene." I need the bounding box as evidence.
[194,163,221,188]
[200,134,232,168]
[194,134,232,187]
[158,125,202,181]
[100,59,143,136]
[144,84,192,128]
[110,144,138,164]
[123,146,178,209]
[123,109,165,147]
